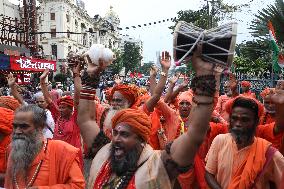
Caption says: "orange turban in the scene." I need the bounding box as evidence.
[138,88,148,95]
[112,109,151,141]
[104,87,112,102]
[241,81,251,88]
[57,96,74,107]
[111,84,139,107]
[260,88,274,99]
[225,96,264,118]
[0,96,20,111]
[134,94,150,107]
[0,107,14,135]
[178,91,193,105]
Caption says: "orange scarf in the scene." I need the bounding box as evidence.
[149,109,162,150]
[93,160,136,189]
[228,138,271,189]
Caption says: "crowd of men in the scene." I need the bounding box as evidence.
[0,47,284,189]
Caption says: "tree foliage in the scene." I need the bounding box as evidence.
[139,62,154,76]
[109,49,123,75]
[121,42,143,75]
[234,56,271,75]
[234,40,272,74]
[170,0,247,31]
[249,0,284,44]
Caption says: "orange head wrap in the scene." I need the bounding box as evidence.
[0,107,14,135]
[111,84,139,107]
[57,95,74,107]
[112,108,151,141]
[0,96,20,111]
[104,87,112,102]
[241,81,251,88]
[225,96,264,118]
[134,94,150,107]
[260,87,274,99]
[178,91,193,105]
[139,87,148,96]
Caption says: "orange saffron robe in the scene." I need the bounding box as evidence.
[178,123,228,189]
[5,140,85,189]
[206,134,284,188]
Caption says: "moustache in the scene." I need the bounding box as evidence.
[112,143,125,150]
[12,134,29,141]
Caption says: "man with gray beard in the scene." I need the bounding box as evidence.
[5,105,85,188]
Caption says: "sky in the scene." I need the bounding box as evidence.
[83,0,273,63]
[9,0,273,63]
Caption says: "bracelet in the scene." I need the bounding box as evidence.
[80,87,97,100]
[81,89,96,95]
[80,95,96,101]
[190,75,216,97]
[192,96,214,105]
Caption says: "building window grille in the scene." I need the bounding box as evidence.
[51,29,56,38]
[50,13,55,20]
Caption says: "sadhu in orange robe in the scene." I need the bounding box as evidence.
[5,140,85,188]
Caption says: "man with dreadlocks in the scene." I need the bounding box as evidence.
[78,46,221,189]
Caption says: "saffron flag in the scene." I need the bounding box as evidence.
[268,21,283,72]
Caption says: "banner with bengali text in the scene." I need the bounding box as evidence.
[10,55,56,72]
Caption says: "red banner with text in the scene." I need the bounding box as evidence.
[10,56,56,72]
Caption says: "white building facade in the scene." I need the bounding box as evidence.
[37,0,121,71]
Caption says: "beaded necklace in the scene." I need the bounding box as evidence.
[13,140,48,189]
[179,116,190,135]
[57,117,67,135]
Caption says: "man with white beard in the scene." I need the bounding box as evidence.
[4,105,85,188]
[7,74,55,139]
[91,56,170,142]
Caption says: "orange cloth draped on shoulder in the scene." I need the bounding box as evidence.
[178,123,228,189]
[0,107,14,173]
[227,138,271,189]
[149,109,162,150]
[5,140,85,188]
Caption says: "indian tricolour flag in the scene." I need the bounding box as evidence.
[268,21,284,71]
